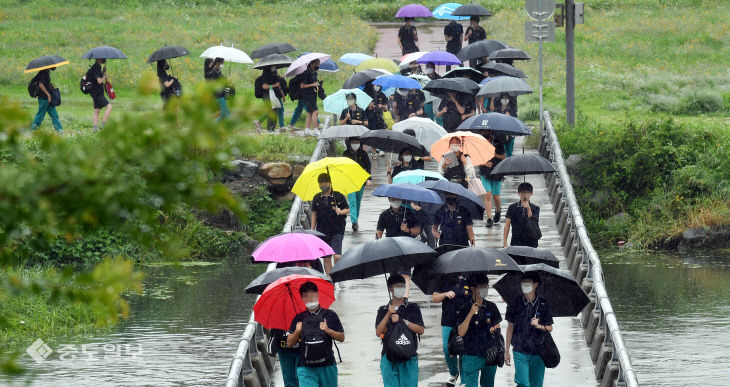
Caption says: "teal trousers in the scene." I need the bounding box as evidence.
[461,355,497,387]
[296,365,338,387]
[380,355,418,387]
[513,350,545,387]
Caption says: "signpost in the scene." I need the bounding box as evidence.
[524,0,556,133]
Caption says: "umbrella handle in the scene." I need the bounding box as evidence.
[381,259,391,301]
[287,284,300,315]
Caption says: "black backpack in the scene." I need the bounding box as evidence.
[80,71,93,95]
[288,75,302,101]
[384,319,418,363]
[301,311,331,366]
[28,74,40,98]
[447,327,464,357]
[266,329,289,357]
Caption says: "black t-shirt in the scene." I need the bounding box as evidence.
[376,207,420,237]
[436,277,473,327]
[391,162,415,179]
[339,106,367,125]
[480,142,506,178]
[444,21,464,54]
[342,148,371,175]
[300,68,318,96]
[505,296,553,355]
[366,105,386,130]
[393,93,415,121]
[312,191,349,236]
[493,97,518,118]
[433,205,473,246]
[506,202,541,247]
[457,299,502,356]
[375,301,424,355]
[88,63,105,96]
[439,96,473,132]
[411,157,425,170]
[466,26,487,44]
[289,308,344,367]
[255,73,287,100]
[36,70,52,100]
[398,25,419,53]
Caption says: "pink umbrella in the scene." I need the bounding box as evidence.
[251,233,335,263]
[285,52,330,78]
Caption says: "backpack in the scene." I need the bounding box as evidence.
[28,74,40,98]
[266,329,289,357]
[288,75,302,101]
[384,319,418,363]
[80,73,93,95]
[446,327,464,357]
[301,311,331,366]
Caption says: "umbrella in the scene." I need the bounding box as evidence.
[323,88,373,114]
[502,246,559,268]
[319,124,369,140]
[254,274,335,330]
[424,78,480,97]
[291,157,370,200]
[359,130,429,156]
[442,66,484,81]
[452,3,492,17]
[372,183,445,205]
[481,62,527,78]
[393,117,448,150]
[399,51,428,68]
[253,53,293,69]
[147,46,190,63]
[493,264,590,317]
[330,237,436,282]
[318,58,340,73]
[24,55,68,73]
[477,76,533,98]
[457,113,532,136]
[246,267,331,294]
[392,170,447,185]
[285,52,330,78]
[488,48,531,61]
[430,131,495,166]
[432,3,469,20]
[395,4,434,18]
[407,74,439,104]
[416,51,462,66]
[339,53,374,66]
[372,74,422,90]
[342,69,390,89]
[251,233,335,263]
[289,229,327,238]
[200,45,253,63]
[490,154,555,177]
[82,46,127,59]
[418,180,485,220]
[250,42,297,59]
[458,40,510,62]
[356,58,400,74]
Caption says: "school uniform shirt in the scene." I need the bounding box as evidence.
[457,299,502,357]
[36,70,52,100]
[439,95,474,132]
[433,205,473,247]
[411,157,425,170]
[300,68,318,96]
[493,97,518,118]
[375,301,424,356]
[479,142,506,180]
[505,296,553,355]
[342,148,371,175]
[436,277,473,327]
[87,63,105,97]
[376,207,421,238]
[339,106,367,125]
[391,162,415,180]
[466,25,487,44]
[289,307,344,367]
[366,105,386,130]
[505,202,541,247]
[444,21,464,55]
[398,25,419,54]
[393,93,416,122]
[311,191,349,237]
[254,73,287,100]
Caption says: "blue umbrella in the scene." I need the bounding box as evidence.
[323,88,373,114]
[339,53,374,66]
[372,183,444,204]
[299,51,339,73]
[393,170,447,185]
[432,3,469,20]
[457,113,532,136]
[372,74,422,90]
[418,180,486,220]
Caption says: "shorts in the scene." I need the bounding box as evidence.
[302,93,318,113]
[325,232,344,255]
[480,176,502,196]
[92,93,109,109]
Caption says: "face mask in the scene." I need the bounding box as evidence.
[347,99,356,107]
[424,68,434,75]
[501,98,509,106]
[450,144,460,153]
[392,287,406,299]
[305,300,319,310]
[446,197,457,205]
[389,200,402,209]
[313,65,320,71]
[398,89,409,96]
[521,283,533,294]
[374,85,381,92]
[403,155,412,162]
[220,64,224,69]
[319,184,330,193]
[351,143,360,151]
[477,286,488,297]
[165,64,170,71]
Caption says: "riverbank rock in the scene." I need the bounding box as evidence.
[606,212,631,226]
[676,226,730,250]
[259,162,293,194]
[565,154,588,187]
[226,159,259,180]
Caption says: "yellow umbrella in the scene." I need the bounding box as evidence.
[292,157,370,200]
[356,58,400,74]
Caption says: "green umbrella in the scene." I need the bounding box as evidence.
[323,88,373,115]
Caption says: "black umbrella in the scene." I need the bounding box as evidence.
[329,237,436,283]
[502,246,559,268]
[488,48,531,61]
[489,154,555,177]
[424,78,480,97]
[253,53,293,69]
[442,67,484,82]
[452,4,493,17]
[457,113,532,136]
[146,46,191,63]
[250,42,297,59]
[493,264,590,317]
[82,45,127,59]
[457,40,510,62]
[359,130,429,156]
[418,180,485,220]
[481,62,527,78]
[288,229,327,238]
[24,55,68,73]
[342,69,388,89]
[245,266,330,294]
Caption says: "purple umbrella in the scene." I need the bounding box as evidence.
[416,51,461,66]
[395,4,434,18]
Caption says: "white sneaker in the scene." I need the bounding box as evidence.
[312,129,321,136]
[446,375,458,387]
[304,128,312,136]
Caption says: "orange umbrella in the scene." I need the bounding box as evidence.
[430,131,495,166]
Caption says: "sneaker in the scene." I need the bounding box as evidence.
[493,212,501,224]
[486,218,494,228]
[311,128,321,136]
[303,128,312,136]
[446,374,458,387]
[253,120,262,133]
[352,222,359,232]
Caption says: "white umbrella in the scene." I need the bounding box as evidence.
[200,45,253,64]
[285,52,330,78]
[393,117,448,150]
[399,51,428,69]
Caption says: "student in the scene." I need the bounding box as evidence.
[376,198,421,239]
[87,58,113,132]
[444,20,464,72]
[206,57,230,121]
[503,183,540,248]
[464,16,487,68]
[276,256,325,273]
[432,194,475,247]
[392,88,421,123]
[342,138,372,232]
[437,92,474,133]
[30,68,62,133]
[398,17,419,55]
[364,82,388,131]
[375,274,425,387]
[432,275,473,386]
[438,137,476,188]
[300,59,322,135]
[338,93,368,126]
[402,129,433,169]
[409,200,435,248]
[479,132,506,228]
[505,272,553,387]
[387,148,416,184]
[490,92,518,156]
[287,281,345,387]
[255,65,288,131]
[157,60,180,108]
[457,274,502,387]
[311,173,349,275]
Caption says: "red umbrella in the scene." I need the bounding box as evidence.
[253,274,335,330]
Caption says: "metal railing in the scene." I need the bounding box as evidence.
[226,117,333,387]
[540,111,639,387]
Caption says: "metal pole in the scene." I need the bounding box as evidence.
[565,0,575,126]
[538,37,544,134]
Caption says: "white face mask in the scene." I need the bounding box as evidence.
[220,64,224,69]
[350,143,360,151]
[477,286,488,297]
[389,199,402,209]
[305,299,319,310]
[347,99,356,107]
[392,286,406,299]
[424,68,434,75]
[501,98,509,106]
[521,283,533,294]
[403,155,412,162]
[450,144,460,153]
[374,85,381,92]
[398,89,409,96]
